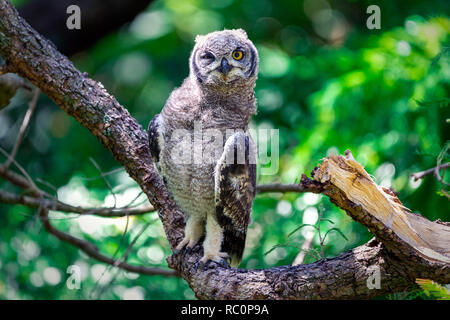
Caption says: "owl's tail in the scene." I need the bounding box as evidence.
[222,230,246,268]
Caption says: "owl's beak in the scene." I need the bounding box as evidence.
[218,58,232,75]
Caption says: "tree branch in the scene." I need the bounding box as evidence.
[256,175,325,194]
[3,88,40,169]
[0,189,154,217]
[0,0,448,299]
[167,238,416,299]
[38,206,177,277]
[411,163,450,182]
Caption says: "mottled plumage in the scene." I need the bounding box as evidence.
[148,29,258,267]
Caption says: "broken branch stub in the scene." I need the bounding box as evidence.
[313,154,450,266]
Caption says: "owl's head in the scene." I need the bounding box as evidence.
[189,29,259,88]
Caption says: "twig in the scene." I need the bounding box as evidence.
[1,153,154,217]
[0,189,154,217]
[3,88,39,169]
[89,157,118,208]
[36,177,59,198]
[0,147,43,196]
[411,163,450,181]
[92,219,156,299]
[257,183,310,193]
[81,167,124,181]
[0,163,37,193]
[292,233,314,265]
[256,175,325,194]
[38,206,177,277]
[317,208,325,259]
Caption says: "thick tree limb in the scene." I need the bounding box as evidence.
[167,238,416,299]
[0,0,184,249]
[0,0,448,299]
[313,155,450,272]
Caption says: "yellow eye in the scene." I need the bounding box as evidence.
[232,50,244,60]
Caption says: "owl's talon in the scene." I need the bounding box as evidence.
[217,258,231,269]
[197,258,231,270]
[198,251,230,269]
[175,237,200,256]
[194,260,205,270]
[183,245,192,255]
[196,260,215,271]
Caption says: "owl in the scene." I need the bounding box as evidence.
[148,29,258,267]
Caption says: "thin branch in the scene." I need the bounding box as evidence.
[411,163,450,181]
[0,189,154,217]
[89,157,117,207]
[3,88,40,169]
[38,206,177,277]
[92,219,156,299]
[0,147,41,194]
[292,233,314,265]
[1,151,154,217]
[0,163,37,193]
[256,174,325,194]
[316,208,325,260]
[81,167,124,181]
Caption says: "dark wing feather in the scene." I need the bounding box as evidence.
[148,114,162,172]
[215,134,256,267]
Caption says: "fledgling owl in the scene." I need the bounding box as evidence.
[148,29,258,267]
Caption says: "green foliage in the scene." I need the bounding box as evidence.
[391,279,450,300]
[0,0,449,300]
[415,279,450,300]
[266,204,348,261]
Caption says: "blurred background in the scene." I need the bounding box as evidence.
[0,0,448,299]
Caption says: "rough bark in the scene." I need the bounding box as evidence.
[0,0,448,299]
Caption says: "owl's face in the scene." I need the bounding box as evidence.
[190,29,259,87]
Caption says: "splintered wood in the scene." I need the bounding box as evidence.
[313,154,450,265]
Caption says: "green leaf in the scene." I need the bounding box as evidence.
[287,224,317,238]
[320,218,335,224]
[416,279,450,300]
[322,227,348,243]
[264,243,299,256]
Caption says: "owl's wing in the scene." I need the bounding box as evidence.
[215,132,256,267]
[148,114,164,173]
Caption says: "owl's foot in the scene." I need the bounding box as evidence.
[174,237,201,255]
[201,250,229,263]
[199,251,230,268]
[196,257,231,270]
